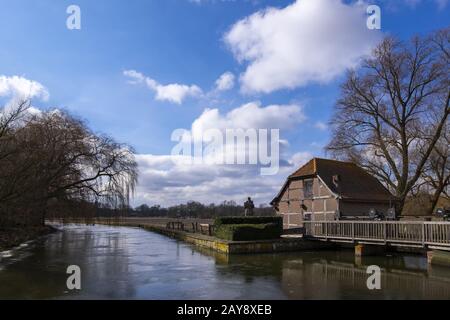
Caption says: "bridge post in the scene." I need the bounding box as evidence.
[355,244,386,257]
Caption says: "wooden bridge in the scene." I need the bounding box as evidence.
[303,221,450,251]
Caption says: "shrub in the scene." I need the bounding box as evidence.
[214,216,283,241]
[214,216,282,227]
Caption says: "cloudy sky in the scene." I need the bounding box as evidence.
[0,0,448,207]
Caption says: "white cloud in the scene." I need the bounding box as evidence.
[189,102,305,171]
[314,121,328,131]
[224,0,382,93]
[123,70,145,84]
[124,70,203,104]
[192,101,305,133]
[289,151,313,167]
[133,102,311,206]
[215,72,235,91]
[153,83,202,105]
[0,75,49,101]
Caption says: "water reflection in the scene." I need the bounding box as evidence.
[0,225,449,300]
[198,247,450,299]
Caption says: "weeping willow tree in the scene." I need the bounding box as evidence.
[0,101,138,226]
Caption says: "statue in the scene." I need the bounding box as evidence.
[244,197,255,217]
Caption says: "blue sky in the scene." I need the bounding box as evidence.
[0,0,448,206]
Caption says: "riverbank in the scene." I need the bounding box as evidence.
[0,225,57,252]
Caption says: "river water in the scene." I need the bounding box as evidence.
[0,224,449,300]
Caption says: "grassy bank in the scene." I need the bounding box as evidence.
[0,225,57,251]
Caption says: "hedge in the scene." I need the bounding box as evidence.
[213,216,283,241]
[214,216,282,227]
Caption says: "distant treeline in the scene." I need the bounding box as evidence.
[94,200,275,219]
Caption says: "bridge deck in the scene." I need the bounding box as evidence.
[303,221,450,251]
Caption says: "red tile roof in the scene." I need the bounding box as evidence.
[273,158,396,204]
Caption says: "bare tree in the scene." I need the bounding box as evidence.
[327,28,450,215]
[0,100,30,139]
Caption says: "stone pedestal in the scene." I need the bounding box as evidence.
[427,250,450,267]
[355,244,386,257]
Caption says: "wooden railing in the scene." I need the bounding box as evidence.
[166,221,214,236]
[304,221,450,248]
[166,221,185,231]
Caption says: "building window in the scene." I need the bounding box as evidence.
[304,179,313,199]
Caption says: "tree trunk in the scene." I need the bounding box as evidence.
[397,197,406,218]
[428,187,446,216]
